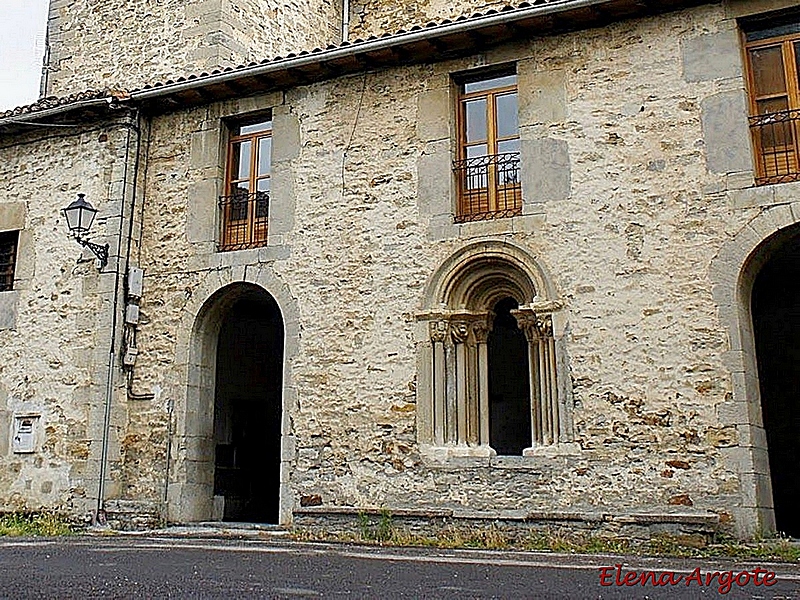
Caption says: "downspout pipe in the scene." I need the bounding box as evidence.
[95,108,142,525]
[342,0,350,43]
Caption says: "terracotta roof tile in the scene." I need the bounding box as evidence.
[0,90,107,120]
[0,0,671,120]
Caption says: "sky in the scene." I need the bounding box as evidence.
[0,0,50,110]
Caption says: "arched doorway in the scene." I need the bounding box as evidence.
[178,282,284,524]
[751,231,800,538]
[213,287,283,523]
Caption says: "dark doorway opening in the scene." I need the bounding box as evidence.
[213,288,283,523]
[488,297,531,455]
[752,233,800,538]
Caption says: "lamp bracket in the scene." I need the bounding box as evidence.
[73,235,109,270]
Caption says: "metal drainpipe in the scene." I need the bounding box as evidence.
[342,0,350,43]
[95,108,142,525]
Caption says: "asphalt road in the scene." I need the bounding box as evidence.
[0,536,798,599]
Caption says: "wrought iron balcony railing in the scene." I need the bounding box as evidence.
[453,152,522,222]
[219,191,269,251]
[749,109,800,185]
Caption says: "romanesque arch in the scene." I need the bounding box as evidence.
[710,202,800,537]
[166,267,299,525]
[418,240,572,457]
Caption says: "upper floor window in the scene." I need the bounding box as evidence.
[453,71,521,223]
[0,231,18,292]
[219,118,272,251]
[744,18,800,185]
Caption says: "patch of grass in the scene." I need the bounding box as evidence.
[355,510,397,543]
[0,512,73,537]
[704,538,800,563]
[376,510,393,543]
[292,524,800,563]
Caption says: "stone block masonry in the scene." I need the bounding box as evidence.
[0,122,136,517]
[43,0,342,98]
[3,0,798,539]
[121,3,769,536]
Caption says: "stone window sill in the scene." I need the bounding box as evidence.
[419,442,581,470]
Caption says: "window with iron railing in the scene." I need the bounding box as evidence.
[745,21,800,185]
[0,231,18,292]
[454,71,521,222]
[220,118,272,251]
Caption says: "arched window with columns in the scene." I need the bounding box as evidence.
[418,241,572,457]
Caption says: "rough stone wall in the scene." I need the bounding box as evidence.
[348,0,511,39]
[44,0,342,98]
[0,124,129,517]
[6,0,793,537]
[116,2,772,532]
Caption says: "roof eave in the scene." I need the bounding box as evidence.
[130,0,708,113]
[0,0,709,129]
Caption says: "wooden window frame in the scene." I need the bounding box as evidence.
[744,31,800,184]
[219,119,272,251]
[0,230,19,292]
[454,72,522,222]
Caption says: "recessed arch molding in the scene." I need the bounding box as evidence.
[417,239,572,458]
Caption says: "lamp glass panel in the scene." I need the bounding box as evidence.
[64,207,79,231]
[65,202,97,233]
[78,206,96,231]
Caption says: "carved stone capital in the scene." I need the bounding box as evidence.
[512,309,553,341]
[429,320,448,343]
[537,314,553,337]
[471,319,491,344]
[450,320,471,344]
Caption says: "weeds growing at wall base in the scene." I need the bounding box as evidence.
[294,513,800,563]
[0,512,73,536]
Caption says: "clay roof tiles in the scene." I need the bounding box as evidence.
[0,90,107,120]
[0,0,705,122]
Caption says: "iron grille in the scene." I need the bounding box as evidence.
[0,231,18,292]
[453,152,522,223]
[218,191,269,251]
[750,110,800,185]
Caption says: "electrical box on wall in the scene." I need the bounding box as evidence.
[127,267,144,299]
[123,346,138,367]
[125,304,140,325]
[12,414,39,453]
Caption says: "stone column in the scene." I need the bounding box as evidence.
[444,330,458,445]
[473,319,491,447]
[429,320,448,446]
[422,311,493,452]
[539,316,557,445]
[514,309,559,449]
[450,320,470,446]
[465,325,479,446]
[517,313,542,446]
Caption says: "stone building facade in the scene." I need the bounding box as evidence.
[1,0,800,539]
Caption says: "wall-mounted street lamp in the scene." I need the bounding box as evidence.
[63,193,109,269]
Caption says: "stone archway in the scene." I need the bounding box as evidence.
[710,202,800,537]
[417,240,571,457]
[169,278,294,524]
[213,286,283,522]
[749,225,800,537]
